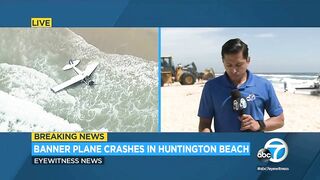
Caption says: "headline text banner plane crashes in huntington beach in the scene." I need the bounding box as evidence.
[51,60,99,93]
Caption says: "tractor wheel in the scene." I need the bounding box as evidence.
[180,72,196,85]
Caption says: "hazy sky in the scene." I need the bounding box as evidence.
[161,28,320,73]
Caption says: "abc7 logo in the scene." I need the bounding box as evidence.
[257,138,288,163]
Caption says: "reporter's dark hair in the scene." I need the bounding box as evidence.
[221,38,249,59]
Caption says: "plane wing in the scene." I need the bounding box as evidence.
[84,62,99,76]
[51,74,86,93]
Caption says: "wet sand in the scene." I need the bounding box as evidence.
[70,28,158,61]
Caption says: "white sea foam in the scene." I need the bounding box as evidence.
[0,91,82,132]
[0,63,77,119]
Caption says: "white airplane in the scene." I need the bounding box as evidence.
[51,59,99,93]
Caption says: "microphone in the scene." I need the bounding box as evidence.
[231,89,250,132]
[230,89,247,115]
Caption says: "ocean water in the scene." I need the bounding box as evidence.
[0,28,158,132]
[256,73,319,92]
[216,72,319,93]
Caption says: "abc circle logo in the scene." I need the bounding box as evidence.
[257,148,271,162]
[257,138,288,163]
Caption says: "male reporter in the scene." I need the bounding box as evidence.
[198,38,284,132]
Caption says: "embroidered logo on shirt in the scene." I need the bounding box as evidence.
[246,93,256,101]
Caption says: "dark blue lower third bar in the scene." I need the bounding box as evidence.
[32,156,104,165]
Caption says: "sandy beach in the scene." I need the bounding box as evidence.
[161,82,320,132]
[70,28,158,61]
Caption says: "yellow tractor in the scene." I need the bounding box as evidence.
[161,56,197,86]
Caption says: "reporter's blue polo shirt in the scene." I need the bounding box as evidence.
[198,70,283,132]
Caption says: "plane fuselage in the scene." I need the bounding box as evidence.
[71,66,94,86]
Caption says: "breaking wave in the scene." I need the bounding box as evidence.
[0,91,82,132]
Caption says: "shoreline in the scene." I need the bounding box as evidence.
[70,28,158,61]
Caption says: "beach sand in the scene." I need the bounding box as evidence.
[161,82,320,132]
[70,28,158,61]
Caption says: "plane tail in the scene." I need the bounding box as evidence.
[63,59,81,70]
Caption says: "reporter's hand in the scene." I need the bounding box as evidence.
[240,114,260,131]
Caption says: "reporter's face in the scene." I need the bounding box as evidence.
[223,52,250,82]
